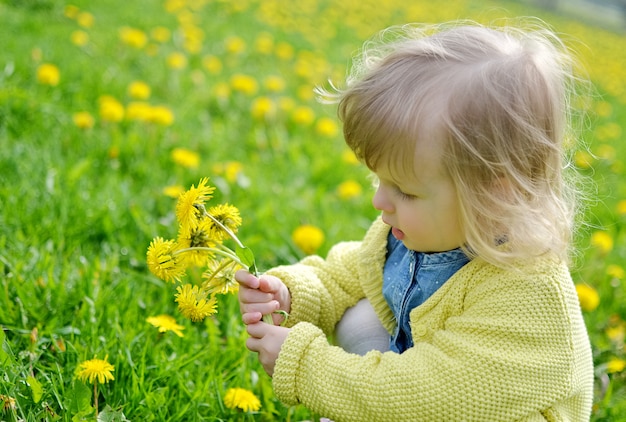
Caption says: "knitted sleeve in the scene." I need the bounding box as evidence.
[264,239,367,335]
[272,259,593,421]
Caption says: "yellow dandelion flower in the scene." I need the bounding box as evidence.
[148,105,175,126]
[574,150,593,169]
[255,32,274,54]
[575,283,599,312]
[72,111,95,129]
[315,117,339,137]
[341,149,359,165]
[224,161,243,183]
[202,55,222,75]
[36,63,60,86]
[163,184,185,198]
[224,388,261,413]
[167,52,187,70]
[225,35,246,55]
[151,26,171,43]
[175,284,217,322]
[206,204,242,242]
[590,231,613,254]
[607,357,626,374]
[77,11,94,28]
[337,180,362,200]
[98,96,124,123]
[251,96,275,120]
[171,147,200,169]
[126,101,152,122]
[203,260,240,295]
[297,85,314,101]
[119,27,148,49]
[230,74,258,96]
[176,220,216,267]
[275,41,294,61]
[146,314,185,337]
[70,30,89,47]
[146,237,187,282]
[175,177,215,233]
[594,100,612,117]
[607,264,625,280]
[128,81,151,100]
[64,4,80,19]
[290,106,315,126]
[616,200,626,215]
[211,82,229,101]
[264,75,285,93]
[76,355,115,384]
[292,224,324,255]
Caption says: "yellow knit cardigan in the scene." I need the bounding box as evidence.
[267,217,594,421]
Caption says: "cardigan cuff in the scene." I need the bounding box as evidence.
[273,322,325,406]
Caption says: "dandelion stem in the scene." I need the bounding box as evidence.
[94,381,98,420]
[196,204,245,249]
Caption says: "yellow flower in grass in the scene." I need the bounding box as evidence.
[77,12,94,28]
[251,96,274,120]
[290,106,315,126]
[607,357,626,374]
[119,27,148,49]
[264,75,285,93]
[315,117,338,137]
[590,231,613,254]
[575,284,599,312]
[171,147,200,169]
[175,284,217,322]
[146,314,185,337]
[76,355,115,384]
[72,111,95,129]
[167,52,187,70]
[98,96,124,123]
[147,237,187,282]
[128,81,151,100]
[202,55,222,74]
[151,26,171,43]
[225,35,246,55]
[163,184,185,198]
[230,74,258,96]
[337,180,362,200]
[126,101,152,122]
[292,224,324,255]
[203,259,240,295]
[71,30,89,47]
[607,264,625,280]
[148,105,175,126]
[175,177,215,233]
[37,63,60,86]
[224,388,261,413]
[617,200,626,216]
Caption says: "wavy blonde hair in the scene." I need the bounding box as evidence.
[321,19,588,268]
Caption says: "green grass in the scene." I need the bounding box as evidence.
[1,0,626,420]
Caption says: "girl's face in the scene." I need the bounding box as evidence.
[371,141,465,253]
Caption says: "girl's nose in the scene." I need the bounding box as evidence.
[372,186,393,213]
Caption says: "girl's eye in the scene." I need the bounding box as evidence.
[393,185,417,200]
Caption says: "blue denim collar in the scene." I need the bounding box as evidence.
[383,233,469,353]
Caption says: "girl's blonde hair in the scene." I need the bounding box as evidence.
[322,19,587,268]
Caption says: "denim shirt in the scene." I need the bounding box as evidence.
[383,233,470,353]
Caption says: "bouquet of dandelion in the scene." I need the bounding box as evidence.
[146,177,263,323]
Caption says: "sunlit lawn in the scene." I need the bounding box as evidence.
[1,0,625,420]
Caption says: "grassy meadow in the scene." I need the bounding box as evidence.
[1,0,626,420]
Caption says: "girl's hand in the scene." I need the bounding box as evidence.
[236,270,291,326]
[245,322,290,377]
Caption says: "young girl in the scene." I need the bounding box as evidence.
[237,20,594,421]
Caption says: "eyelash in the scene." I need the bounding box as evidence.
[393,185,416,200]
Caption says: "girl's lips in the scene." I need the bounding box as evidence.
[391,226,405,240]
